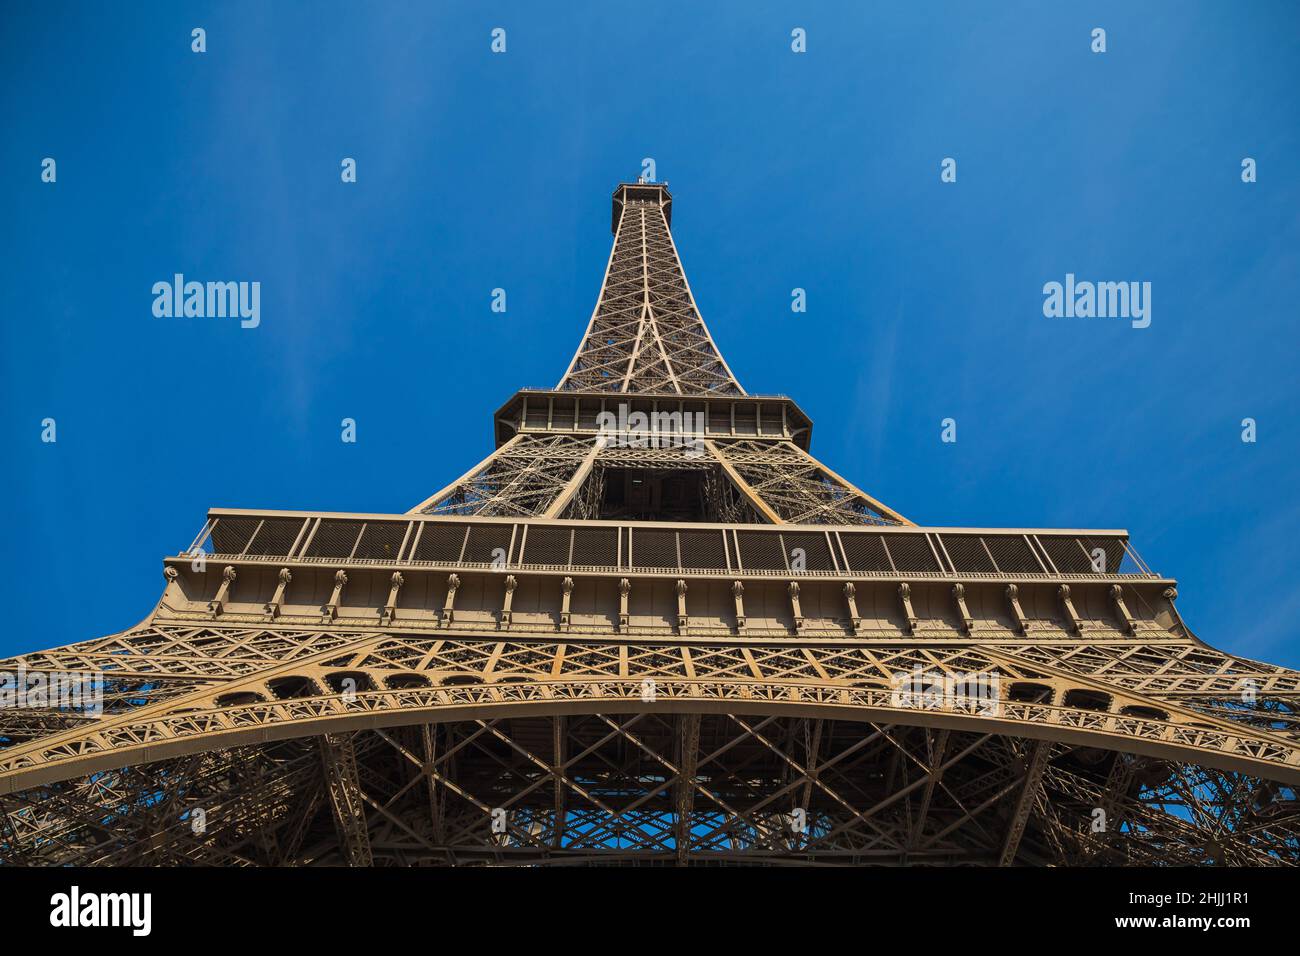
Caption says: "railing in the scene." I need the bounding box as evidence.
[518,388,794,400]
[182,511,1158,580]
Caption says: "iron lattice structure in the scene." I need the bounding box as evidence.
[2,182,1298,867]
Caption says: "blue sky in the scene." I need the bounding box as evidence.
[2,1,1298,667]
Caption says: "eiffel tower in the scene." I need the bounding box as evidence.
[3,181,1297,866]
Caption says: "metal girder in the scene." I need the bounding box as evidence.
[675,713,701,863]
[999,740,1051,865]
[558,186,742,396]
[3,714,1298,866]
[911,729,950,851]
[4,622,1300,797]
[703,439,786,524]
[3,181,1298,868]
[319,733,373,867]
[543,439,607,518]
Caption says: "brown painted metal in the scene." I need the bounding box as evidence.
[1,182,1297,866]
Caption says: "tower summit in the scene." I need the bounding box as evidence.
[2,183,1298,866]
[411,181,907,525]
[558,181,739,396]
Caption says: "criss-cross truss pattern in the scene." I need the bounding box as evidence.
[413,435,909,525]
[709,440,902,525]
[558,186,742,395]
[420,435,596,518]
[2,617,1298,865]
[410,182,906,527]
[4,716,1294,866]
[2,181,1298,867]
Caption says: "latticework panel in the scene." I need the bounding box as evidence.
[1005,641,1300,741]
[558,197,742,395]
[0,739,326,866]
[420,434,594,517]
[3,606,1299,866]
[712,439,905,525]
[3,718,1295,866]
[417,432,909,526]
[4,179,1295,868]
[5,615,1300,788]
